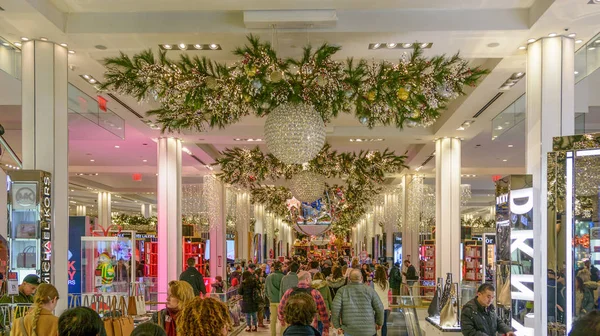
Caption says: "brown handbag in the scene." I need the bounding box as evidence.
[127,296,138,316]
[104,297,117,336]
[104,296,135,336]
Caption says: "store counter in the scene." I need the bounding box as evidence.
[422,317,462,336]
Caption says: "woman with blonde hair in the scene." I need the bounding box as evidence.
[177,297,232,335]
[152,280,195,336]
[11,283,59,336]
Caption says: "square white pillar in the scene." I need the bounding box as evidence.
[435,138,462,279]
[21,40,69,313]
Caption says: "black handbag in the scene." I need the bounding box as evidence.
[17,246,36,268]
[428,280,442,317]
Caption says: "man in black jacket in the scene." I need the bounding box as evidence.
[179,258,206,296]
[460,283,514,336]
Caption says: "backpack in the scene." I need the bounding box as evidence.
[290,286,313,297]
[406,265,418,280]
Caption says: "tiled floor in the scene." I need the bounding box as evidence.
[236,325,272,335]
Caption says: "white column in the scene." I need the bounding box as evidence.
[254,204,265,263]
[141,204,152,218]
[206,175,226,280]
[236,192,250,261]
[435,138,462,279]
[157,137,182,300]
[21,40,69,313]
[384,193,397,262]
[403,175,420,265]
[0,169,7,239]
[76,205,86,216]
[526,36,575,334]
[97,192,112,229]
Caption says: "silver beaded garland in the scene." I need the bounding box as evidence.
[264,102,326,165]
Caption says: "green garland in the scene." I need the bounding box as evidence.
[216,145,405,231]
[101,35,488,132]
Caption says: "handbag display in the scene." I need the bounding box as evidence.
[427,280,442,317]
[136,295,147,315]
[105,296,134,336]
[497,274,511,307]
[17,246,36,268]
[439,283,458,327]
[440,273,453,309]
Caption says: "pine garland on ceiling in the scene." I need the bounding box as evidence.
[101,35,488,132]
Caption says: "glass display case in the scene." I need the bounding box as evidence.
[80,236,132,294]
[547,133,600,333]
[7,170,52,283]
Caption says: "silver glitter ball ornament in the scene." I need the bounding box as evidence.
[289,171,325,203]
[264,103,326,165]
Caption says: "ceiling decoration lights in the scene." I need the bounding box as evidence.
[499,72,525,91]
[216,144,406,230]
[456,120,474,131]
[264,102,326,164]
[159,43,222,51]
[289,171,326,203]
[233,138,263,142]
[369,42,432,50]
[460,184,472,206]
[80,74,100,85]
[349,138,384,142]
[102,35,487,133]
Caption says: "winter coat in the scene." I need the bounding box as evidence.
[460,298,512,336]
[279,272,299,299]
[327,276,346,298]
[311,280,333,312]
[331,282,384,336]
[389,266,402,289]
[373,281,390,310]
[179,266,206,296]
[578,286,595,316]
[239,278,260,313]
[11,308,58,336]
[585,281,599,307]
[265,271,285,303]
[283,325,321,336]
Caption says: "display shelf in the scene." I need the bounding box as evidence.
[463,240,483,282]
[183,237,206,275]
[144,240,158,278]
[420,239,436,296]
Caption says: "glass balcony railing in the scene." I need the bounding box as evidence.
[575,32,600,83]
[67,83,125,139]
[0,36,21,80]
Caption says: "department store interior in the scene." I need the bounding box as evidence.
[0,0,599,335]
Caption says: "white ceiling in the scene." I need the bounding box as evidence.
[0,0,599,212]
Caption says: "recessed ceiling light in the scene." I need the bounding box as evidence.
[420,43,429,48]
[194,44,203,49]
[372,43,381,49]
[456,126,465,131]
[548,33,557,37]
[518,46,526,50]
[163,44,172,50]
[576,40,583,44]
[20,37,29,41]
[2,42,9,47]
[178,43,187,50]
[568,33,577,38]
[40,37,48,41]
[60,43,68,47]
[596,40,600,44]
[143,159,147,162]
[89,79,97,83]
[83,74,90,79]
[114,145,120,148]
[68,50,75,54]
[496,126,503,130]
[14,42,22,47]
[575,71,579,75]
[527,38,536,43]
[502,159,508,162]
[589,47,596,51]
[508,145,514,148]
[516,72,524,77]
[403,43,412,48]
[387,43,397,48]
[90,159,95,162]
[209,44,219,50]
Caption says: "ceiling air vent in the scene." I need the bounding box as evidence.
[106,93,144,119]
[472,92,503,119]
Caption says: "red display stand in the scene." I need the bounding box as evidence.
[183,237,206,276]
[463,240,483,282]
[144,240,158,278]
[420,240,436,296]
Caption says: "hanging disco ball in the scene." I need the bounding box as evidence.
[264,102,326,165]
[289,171,326,203]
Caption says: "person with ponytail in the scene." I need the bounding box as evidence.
[11,283,59,336]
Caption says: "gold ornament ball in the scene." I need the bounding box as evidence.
[366,91,376,101]
[269,71,284,82]
[397,87,409,101]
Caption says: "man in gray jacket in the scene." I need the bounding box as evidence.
[279,262,300,298]
[332,269,384,336]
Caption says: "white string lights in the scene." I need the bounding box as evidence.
[460,184,472,206]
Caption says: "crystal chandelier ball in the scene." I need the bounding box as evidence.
[264,102,326,165]
[289,171,325,203]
